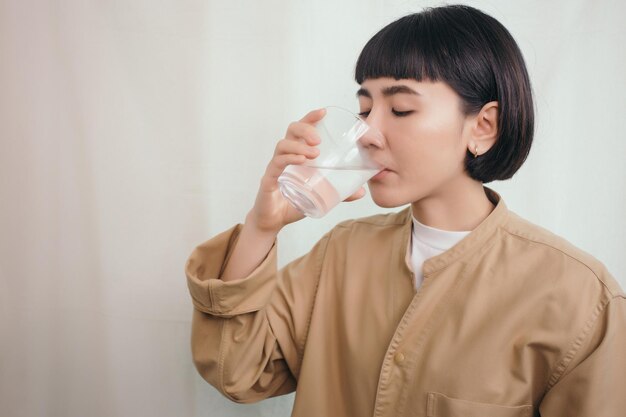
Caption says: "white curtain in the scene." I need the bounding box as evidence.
[1,1,624,416]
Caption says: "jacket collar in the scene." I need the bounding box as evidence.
[400,186,508,277]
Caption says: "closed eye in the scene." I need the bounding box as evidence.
[358,109,414,117]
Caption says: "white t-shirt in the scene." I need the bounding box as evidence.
[409,215,471,289]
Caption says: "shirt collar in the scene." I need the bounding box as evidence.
[411,216,472,251]
[399,186,508,277]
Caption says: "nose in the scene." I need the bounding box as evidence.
[357,123,385,149]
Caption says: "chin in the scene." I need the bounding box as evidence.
[367,186,408,208]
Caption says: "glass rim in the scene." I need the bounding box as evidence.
[323,105,362,121]
[321,105,383,140]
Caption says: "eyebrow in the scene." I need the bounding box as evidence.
[356,85,421,98]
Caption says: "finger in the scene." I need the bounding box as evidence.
[299,108,326,124]
[285,122,321,145]
[274,139,320,159]
[343,186,366,202]
[265,153,308,181]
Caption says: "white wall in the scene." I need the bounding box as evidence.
[0,1,624,416]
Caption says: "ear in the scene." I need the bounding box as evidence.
[467,101,498,157]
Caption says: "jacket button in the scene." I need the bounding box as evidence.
[394,352,405,364]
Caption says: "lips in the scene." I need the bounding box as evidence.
[372,161,391,171]
[371,168,392,181]
[370,159,392,174]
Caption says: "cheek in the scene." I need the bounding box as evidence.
[396,118,465,174]
[418,112,466,156]
[400,117,456,154]
[421,109,457,137]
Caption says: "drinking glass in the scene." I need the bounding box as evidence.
[277,106,384,218]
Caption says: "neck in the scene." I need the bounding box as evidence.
[411,178,495,232]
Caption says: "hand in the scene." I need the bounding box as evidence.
[247,108,367,233]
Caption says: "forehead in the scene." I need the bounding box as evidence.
[358,77,458,102]
[357,77,424,98]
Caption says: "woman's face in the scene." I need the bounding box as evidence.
[357,77,475,208]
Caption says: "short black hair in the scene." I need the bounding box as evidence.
[355,4,535,183]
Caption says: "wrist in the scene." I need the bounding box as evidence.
[244,211,281,237]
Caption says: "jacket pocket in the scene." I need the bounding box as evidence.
[426,392,532,417]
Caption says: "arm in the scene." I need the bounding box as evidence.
[220,212,280,282]
[185,223,332,403]
[538,295,626,416]
[185,108,363,402]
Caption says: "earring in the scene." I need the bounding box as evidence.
[473,145,479,158]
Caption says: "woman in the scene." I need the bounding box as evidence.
[185,5,625,416]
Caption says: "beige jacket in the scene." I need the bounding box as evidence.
[185,188,626,417]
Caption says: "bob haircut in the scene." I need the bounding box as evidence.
[355,5,534,183]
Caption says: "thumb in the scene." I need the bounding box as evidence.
[299,107,327,124]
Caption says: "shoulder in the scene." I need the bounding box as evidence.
[333,206,411,230]
[500,210,624,298]
[319,207,411,256]
[327,206,411,239]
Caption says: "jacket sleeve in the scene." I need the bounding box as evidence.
[185,223,332,403]
[539,294,626,416]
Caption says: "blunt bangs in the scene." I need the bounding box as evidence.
[355,14,443,85]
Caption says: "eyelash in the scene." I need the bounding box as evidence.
[358,109,414,117]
